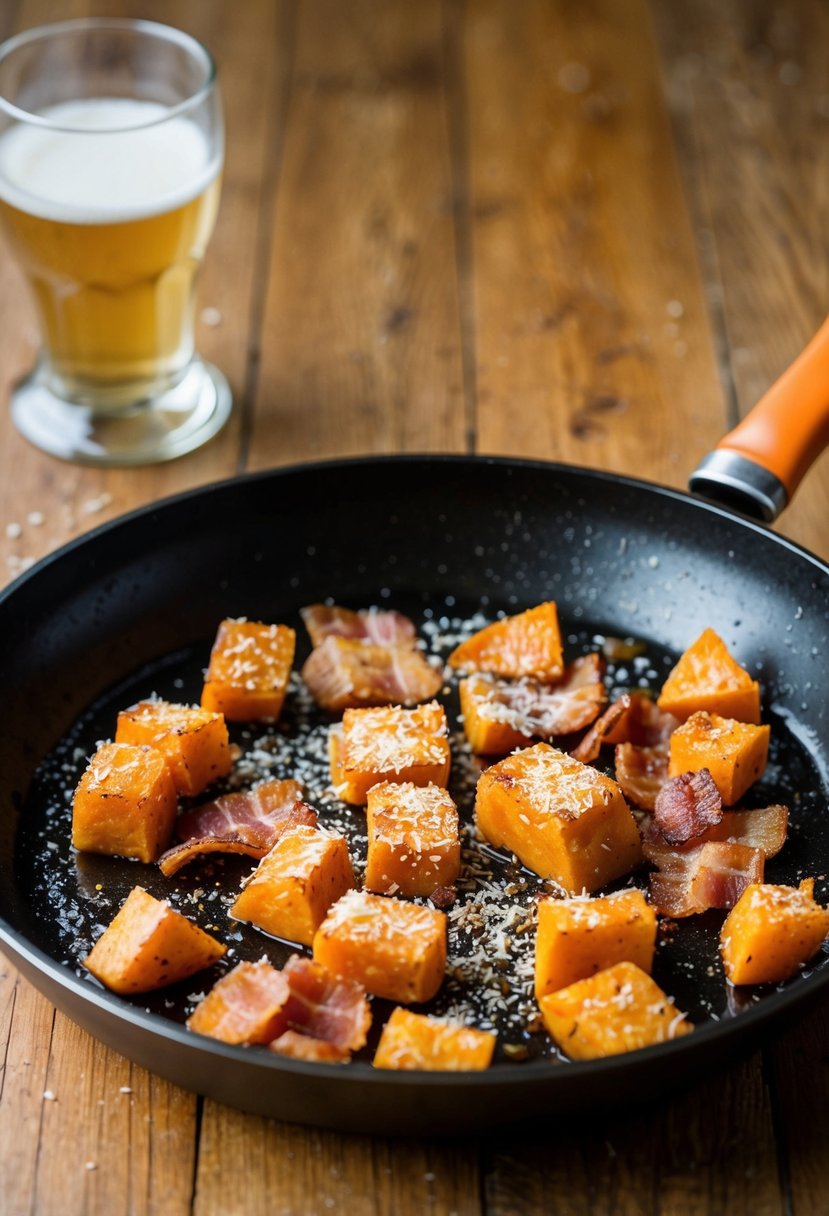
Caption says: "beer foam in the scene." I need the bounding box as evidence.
[0,98,220,223]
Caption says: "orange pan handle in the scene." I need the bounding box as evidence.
[689,314,829,521]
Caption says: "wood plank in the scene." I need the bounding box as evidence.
[651,0,829,561]
[194,1104,481,1216]
[463,0,726,480]
[769,1002,829,1216]
[483,1056,784,1216]
[248,0,467,467]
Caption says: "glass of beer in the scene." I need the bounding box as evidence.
[0,18,231,465]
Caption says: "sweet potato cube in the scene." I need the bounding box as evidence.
[330,701,451,805]
[84,886,226,994]
[71,741,177,863]
[313,889,447,1003]
[115,699,232,796]
[534,889,657,1000]
[720,879,829,985]
[364,781,460,897]
[201,618,295,721]
[448,601,563,681]
[657,627,761,723]
[458,674,533,754]
[539,961,692,1060]
[231,824,355,946]
[374,1008,496,1071]
[187,959,290,1044]
[475,743,642,894]
[669,711,769,805]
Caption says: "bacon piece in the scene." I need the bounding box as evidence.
[652,768,722,845]
[301,635,442,712]
[643,804,788,869]
[469,655,606,741]
[279,955,371,1052]
[301,604,417,648]
[571,694,631,763]
[603,693,679,747]
[649,841,764,918]
[268,1029,350,1063]
[614,742,670,811]
[158,780,317,875]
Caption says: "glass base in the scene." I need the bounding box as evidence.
[10,358,232,467]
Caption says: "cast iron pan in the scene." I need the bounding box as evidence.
[1,445,828,1135]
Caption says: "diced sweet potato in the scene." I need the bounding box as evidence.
[71,741,177,863]
[330,701,451,805]
[373,1007,496,1070]
[669,711,770,805]
[115,699,232,797]
[534,889,657,1000]
[301,636,442,712]
[475,743,642,894]
[539,961,692,1060]
[364,781,460,897]
[458,674,533,754]
[201,618,295,721]
[187,959,290,1044]
[657,627,761,724]
[720,879,829,985]
[313,889,447,1003]
[231,824,355,946]
[84,886,226,995]
[448,602,564,681]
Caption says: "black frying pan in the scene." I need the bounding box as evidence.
[1,446,828,1135]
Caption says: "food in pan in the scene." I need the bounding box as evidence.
[720,879,829,985]
[364,781,460,898]
[657,627,761,724]
[72,741,177,863]
[230,823,355,946]
[84,886,226,994]
[538,961,692,1060]
[329,701,451,805]
[448,600,563,681]
[373,1007,496,1071]
[187,954,371,1061]
[115,698,232,796]
[201,618,296,721]
[668,711,770,805]
[301,635,442,711]
[533,889,657,1000]
[458,655,606,754]
[474,743,643,894]
[312,889,447,1004]
[66,599,829,1071]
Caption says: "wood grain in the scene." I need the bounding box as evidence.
[248,0,467,467]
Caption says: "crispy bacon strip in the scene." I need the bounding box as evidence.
[470,655,606,741]
[279,955,371,1052]
[301,635,442,712]
[603,692,679,747]
[614,742,670,811]
[301,604,417,648]
[652,768,722,845]
[571,694,631,763]
[158,780,317,875]
[643,804,788,869]
[649,841,764,918]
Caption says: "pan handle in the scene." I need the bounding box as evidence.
[689,314,829,522]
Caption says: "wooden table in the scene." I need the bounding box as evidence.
[1,1,828,1212]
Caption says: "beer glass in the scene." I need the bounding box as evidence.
[0,19,231,465]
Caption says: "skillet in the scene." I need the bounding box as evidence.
[1,328,828,1136]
